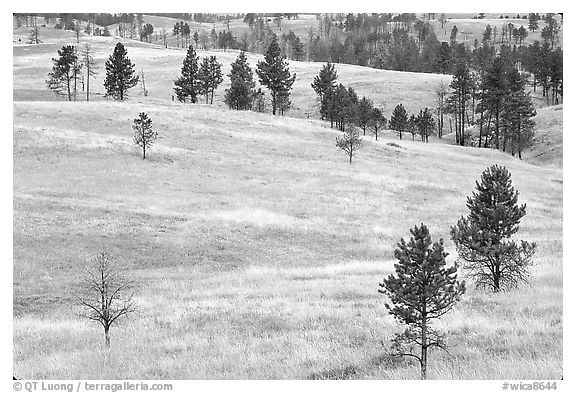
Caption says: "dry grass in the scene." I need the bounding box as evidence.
[13,31,451,117]
[523,105,563,168]
[13,32,562,380]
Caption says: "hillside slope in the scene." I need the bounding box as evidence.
[523,105,563,168]
[13,34,451,117]
[13,97,562,379]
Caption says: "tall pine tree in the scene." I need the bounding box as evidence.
[390,103,408,140]
[103,43,138,101]
[46,45,77,101]
[224,51,256,110]
[380,223,465,379]
[451,165,536,292]
[256,36,296,115]
[174,45,200,103]
[198,55,223,105]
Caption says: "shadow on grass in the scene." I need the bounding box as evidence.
[307,353,410,380]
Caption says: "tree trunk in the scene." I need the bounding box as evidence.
[421,319,428,379]
[104,327,110,347]
[66,71,72,101]
[143,145,146,160]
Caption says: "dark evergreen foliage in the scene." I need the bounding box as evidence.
[198,56,223,105]
[46,45,78,101]
[224,51,256,111]
[451,165,536,292]
[390,104,408,140]
[380,223,465,379]
[174,45,200,103]
[103,43,138,101]
[256,36,296,115]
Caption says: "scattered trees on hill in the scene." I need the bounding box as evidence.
[133,112,157,160]
[336,127,362,164]
[174,46,200,103]
[256,36,296,115]
[104,43,138,101]
[380,223,465,379]
[390,104,408,140]
[46,45,79,101]
[476,55,537,154]
[451,165,536,292]
[321,84,358,131]
[77,251,137,347]
[80,44,97,102]
[198,56,223,105]
[224,51,257,110]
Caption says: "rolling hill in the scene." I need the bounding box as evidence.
[13,30,562,380]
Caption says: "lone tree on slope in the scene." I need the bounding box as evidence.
[336,127,362,164]
[104,42,139,101]
[133,112,157,160]
[256,36,296,115]
[451,165,536,292]
[174,45,200,103]
[46,45,78,101]
[380,223,465,379]
[77,251,136,347]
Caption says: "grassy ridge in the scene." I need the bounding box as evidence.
[13,97,562,378]
[13,34,451,117]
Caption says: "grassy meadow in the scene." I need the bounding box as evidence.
[13,32,562,380]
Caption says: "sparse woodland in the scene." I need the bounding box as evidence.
[14,12,562,380]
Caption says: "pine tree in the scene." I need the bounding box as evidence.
[174,45,200,103]
[311,62,338,101]
[416,108,435,143]
[451,165,536,292]
[224,51,256,110]
[356,96,374,135]
[450,25,458,43]
[336,127,362,164]
[46,45,77,101]
[132,112,157,160]
[528,13,539,32]
[369,107,386,141]
[407,113,418,141]
[80,44,97,102]
[502,68,536,158]
[256,36,296,115]
[390,103,408,140]
[198,55,223,104]
[379,223,465,380]
[447,61,472,146]
[103,43,138,101]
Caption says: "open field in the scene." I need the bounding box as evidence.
[13,29,562,380]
